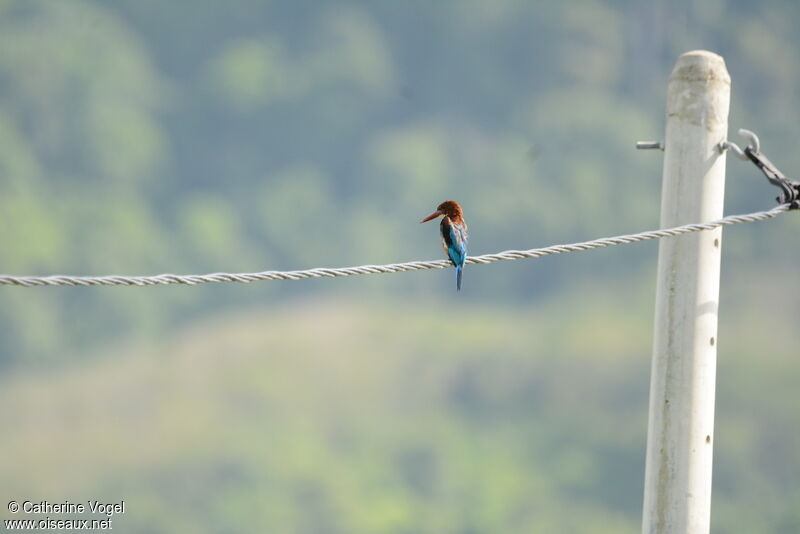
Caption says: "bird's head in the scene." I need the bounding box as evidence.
[420,200,463,223]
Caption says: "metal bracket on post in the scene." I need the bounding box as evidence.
[720,129,800,208]
[636,141,665,151]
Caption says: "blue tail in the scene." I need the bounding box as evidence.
[456,264,463,291]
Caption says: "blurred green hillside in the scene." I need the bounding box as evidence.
[0,0,798,532]
[1,292,798,533]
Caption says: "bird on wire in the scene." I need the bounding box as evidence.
[421,200,468,291]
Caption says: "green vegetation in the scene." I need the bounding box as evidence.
[1,293,798,533]
[0,1,798,532]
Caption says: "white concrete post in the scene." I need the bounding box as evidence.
[642,51,731,534]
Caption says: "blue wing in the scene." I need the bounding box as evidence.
[440,219,468,267]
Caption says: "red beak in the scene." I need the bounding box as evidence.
[420,210,443,223]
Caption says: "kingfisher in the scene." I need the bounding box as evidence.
[421,200,468,291]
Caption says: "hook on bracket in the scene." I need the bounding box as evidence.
[718,129,760,160]
[723,129,799,208]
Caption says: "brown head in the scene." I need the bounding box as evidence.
[420,200,464,223]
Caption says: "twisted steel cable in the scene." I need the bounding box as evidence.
[0,204,793,288]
